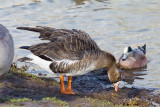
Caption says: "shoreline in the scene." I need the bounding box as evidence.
[0,63,159,106]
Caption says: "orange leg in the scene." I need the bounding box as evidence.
[59,75,65,93]
[66,76,75,94]
[59,76,75,94]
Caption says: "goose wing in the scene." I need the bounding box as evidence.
[18,26,100,61]
[17,26,96,44]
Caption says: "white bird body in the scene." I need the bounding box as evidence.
[0,24,14,76]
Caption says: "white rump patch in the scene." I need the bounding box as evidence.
[27,54,53,74]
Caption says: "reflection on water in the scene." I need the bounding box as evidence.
[0,0,160,90]
[121,67,147,85]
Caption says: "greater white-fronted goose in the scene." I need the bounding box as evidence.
[119,44,147,69]
[17,26,121,94]
[0,24,14,76]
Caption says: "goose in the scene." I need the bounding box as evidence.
[17,26,121,94]
[119,44,147,69]
[0,24,14,76]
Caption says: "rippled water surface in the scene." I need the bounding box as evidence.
[1,0,160,90]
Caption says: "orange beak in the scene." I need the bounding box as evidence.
[113,81,119,92]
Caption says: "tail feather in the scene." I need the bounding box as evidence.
[16,26,44,32]
[138,44,146,54]
[142,44,146,54]
[20,46,30,49]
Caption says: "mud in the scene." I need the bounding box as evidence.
[0,68,159,106]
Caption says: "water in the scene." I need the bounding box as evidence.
[0,0,160,90]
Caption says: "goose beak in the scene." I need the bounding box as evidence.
[122,54,128,61]
[113,81,119,92]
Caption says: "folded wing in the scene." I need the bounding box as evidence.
[18,26,101,73]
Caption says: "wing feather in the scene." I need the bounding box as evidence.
[18,26,101,61]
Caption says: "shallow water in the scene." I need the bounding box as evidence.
[1,0,160,90]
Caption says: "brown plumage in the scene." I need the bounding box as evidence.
[17,26,121,94]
